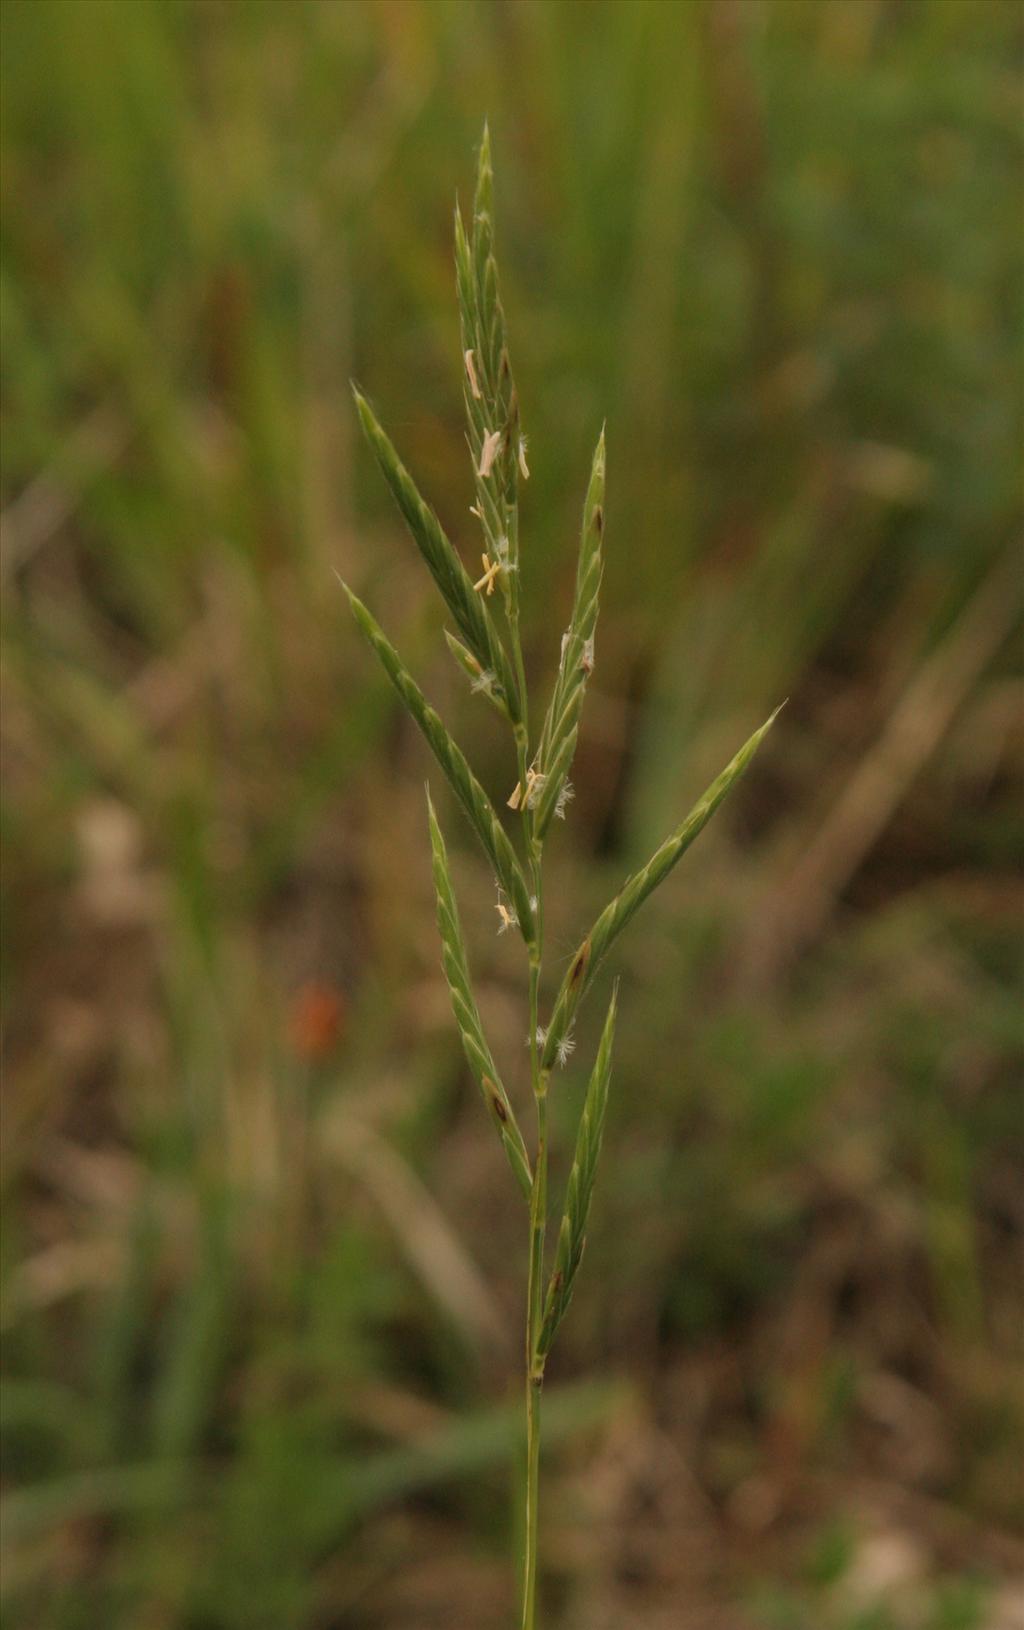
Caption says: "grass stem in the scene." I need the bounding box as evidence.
[523,953,546,1628]
[522,854,546,1625]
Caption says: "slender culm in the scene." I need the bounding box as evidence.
[343,125,779,1629]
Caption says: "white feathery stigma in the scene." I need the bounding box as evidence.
[523,769,546,809]
[495,895,518,934]
[495,535,517,574]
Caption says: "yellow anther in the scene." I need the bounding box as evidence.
[473,553,501,596]
[478,429,502,478]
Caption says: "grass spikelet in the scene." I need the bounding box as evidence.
[536,985,617,1360]
[352,387,521,722]
[341,581,535,945]
[541,706,782,1073]
[427,790,533,1200]
[443,629,509,717]
[533,428,605,837]
[455,125,522,614]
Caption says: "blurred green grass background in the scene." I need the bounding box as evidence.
[1,2,1022,1627]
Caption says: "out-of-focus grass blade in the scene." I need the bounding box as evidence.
[1,1383,621,1551]
[542,706,782,1072]
[536,986,617,1360]
[0,1463,188,1545]
[534,428,605,837]
[427,790,532,1200]
[352,387,520,723]
[151,1206,231,1459]
[90,1203,160,1458]
[341,581,535,945]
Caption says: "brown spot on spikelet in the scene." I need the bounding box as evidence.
[484,1077,509,1123]
[568,939,590,991]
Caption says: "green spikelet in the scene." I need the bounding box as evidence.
[536,987,617,1359]
[341,581,535,947]
[455,124,523,619]
[541,707,782,1072]
[427,791,532,1201]
[533,429,605,837]
[443,629,510,720]
[352,387,521,725]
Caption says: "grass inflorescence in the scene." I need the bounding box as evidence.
[343,125,779,1629]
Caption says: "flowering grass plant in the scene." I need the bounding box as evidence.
[342,127,779,1629]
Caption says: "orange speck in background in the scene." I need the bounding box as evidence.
[289,983,345,1061]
